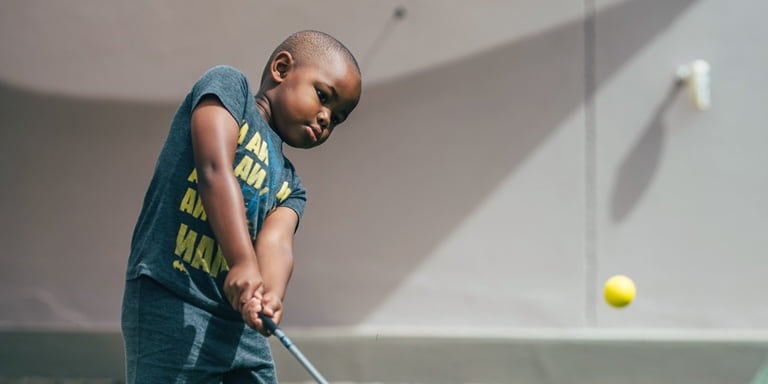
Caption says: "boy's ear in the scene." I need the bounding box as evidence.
[270,51,294,83]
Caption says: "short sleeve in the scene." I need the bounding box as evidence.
[190,65,251,124]
[279,160,307,230]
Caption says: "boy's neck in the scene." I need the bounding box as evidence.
[254,93,272,127]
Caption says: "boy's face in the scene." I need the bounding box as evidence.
[268,53,361,149]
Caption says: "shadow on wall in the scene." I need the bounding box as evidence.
[285,0,698,326]
[610,82,684,223]
[0,82,176,326]
[0,0,699,327]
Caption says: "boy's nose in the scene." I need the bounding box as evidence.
[317,109,330,128]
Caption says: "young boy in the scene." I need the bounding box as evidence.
[122,30,361,383]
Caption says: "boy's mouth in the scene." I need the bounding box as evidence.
[303,124,319,143]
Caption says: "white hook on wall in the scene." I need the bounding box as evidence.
[676,60,711,111]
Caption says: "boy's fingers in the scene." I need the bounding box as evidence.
[239,290,252,308]
[260,299,282,325]
[238,285,263,311]
[242,297,262,328]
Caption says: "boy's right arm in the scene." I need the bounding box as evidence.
[191,95,264,328]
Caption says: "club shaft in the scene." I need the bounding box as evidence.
[260,313,329,384]
[273,328,329,384]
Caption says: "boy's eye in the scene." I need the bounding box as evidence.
[316,90,327,103]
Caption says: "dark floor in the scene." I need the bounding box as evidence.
[0,379,122,384]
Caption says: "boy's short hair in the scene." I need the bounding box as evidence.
[260,30,360,84]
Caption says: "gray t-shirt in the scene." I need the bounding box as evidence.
[126,65,306,319]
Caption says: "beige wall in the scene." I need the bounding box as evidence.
[594,0,768,328]
[1,0,766,335]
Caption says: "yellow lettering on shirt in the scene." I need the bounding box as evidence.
[238,122,249,145]
[179,188,196,215]
[244,131,262,154]
[234,156,269,189]
[179,188,207,221]
[234,156,253,181]
[172,260,188,274]
[175,223,197,263]
[256,141,269,164]
[275,182,291,202]
[191,234,214,273]
[192,196,207,221]
[247,164,267,189]
[210,246,229,278]
[244,132,269,164]
[174,223,225,278]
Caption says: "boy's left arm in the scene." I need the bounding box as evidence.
[245,206,299,330]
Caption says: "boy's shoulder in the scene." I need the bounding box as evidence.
[197,65,249,85]
[204,65,245,77]
[191,65,253,102]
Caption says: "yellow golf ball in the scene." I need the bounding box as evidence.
[604,275,636,308]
